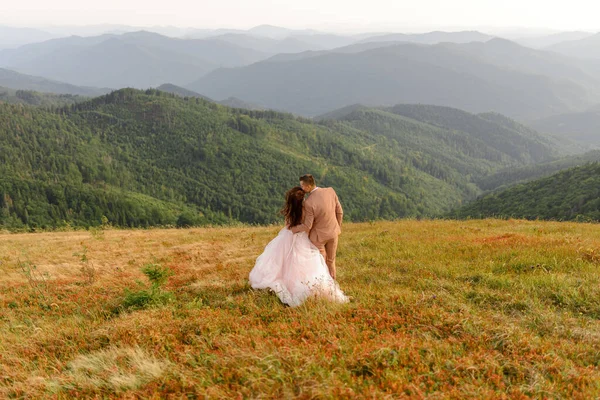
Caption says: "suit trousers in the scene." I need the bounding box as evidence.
[312,236,339,280]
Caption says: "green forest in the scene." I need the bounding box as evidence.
[0,86,86,107]
[0,89,591,230]
[474,150,600,192]
[451,162,600,221]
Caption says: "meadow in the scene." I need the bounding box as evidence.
[1,219,600,398]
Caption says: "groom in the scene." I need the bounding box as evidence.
[291,174,343,279]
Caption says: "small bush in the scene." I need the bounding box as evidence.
[141,263,173,287]
[121,263,174,311]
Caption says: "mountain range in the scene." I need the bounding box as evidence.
[155,83,266,110]
[547,33,600,59]
[0,22,598,227]
[0,29,502,90]
[514,31,594,49]
[0,31,268,88]
[1,26,599,134]
[357,30,494,45]
[190,39,600,120]
[0,67,109,96]
[0,88,566,230]
[0,26,56,49]
[530,107,600,146]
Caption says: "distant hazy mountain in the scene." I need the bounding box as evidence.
[358,30,494,45]
[218,97,266,110]
[196,29,356,54]
[133,25,200,38]
[314,104,369,121]
[477,111,587,155]
[447,38,600,91]
[117,31,267,66]
[0,34,115,67]
[189,41,597,119]
[529,108,600,146]
[211,33,321,54]
[246,25,297,39]
[547,33,600,59]
[184,28,248,39]
[185,25,318,40]
[40,24,219,38]
[187,27,495,51]
[0,68,109,96]
[268,36,326,53]
[41,24,159,37]
[0,26,56,49]
[248,25,323,39]
[156,84,212,100]
[268,38,600,95]
[1,37,215,89]
[156,83,264,110]
[0,31,268,88]
[290,34,356,50]
[515,31,593,49]
[265,41,401,62]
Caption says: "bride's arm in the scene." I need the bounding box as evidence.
[290,204,313,234]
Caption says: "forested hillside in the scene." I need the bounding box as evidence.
[452,162,600,221]
[0,86,85,106]
[0,89,561,230]
[474,150,600,191]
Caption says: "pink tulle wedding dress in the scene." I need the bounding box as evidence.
[249,228,349,307]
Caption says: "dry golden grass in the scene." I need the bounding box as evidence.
[1,219,600,398]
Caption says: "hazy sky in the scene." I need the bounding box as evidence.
[2,0,600,32]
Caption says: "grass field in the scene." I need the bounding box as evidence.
[1,219,600,398]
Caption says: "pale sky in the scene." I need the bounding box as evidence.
[2,0,599,33]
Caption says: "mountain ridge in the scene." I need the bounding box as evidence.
[0,67,110,96]
[452,162,600,221]
[189,41,598,119]
[0,88,563,229]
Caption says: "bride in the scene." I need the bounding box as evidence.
[249,186,349,307]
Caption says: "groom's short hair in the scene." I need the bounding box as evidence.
[300,174,316,187]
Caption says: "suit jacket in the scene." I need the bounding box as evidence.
[291,187,343,244]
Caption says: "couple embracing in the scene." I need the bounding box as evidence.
[249,174,349,307]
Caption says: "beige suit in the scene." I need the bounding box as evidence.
[291,187,343,279]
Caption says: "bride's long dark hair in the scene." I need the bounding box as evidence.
[281,186,305,227]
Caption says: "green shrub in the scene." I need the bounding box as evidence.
[121,263,174,310]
